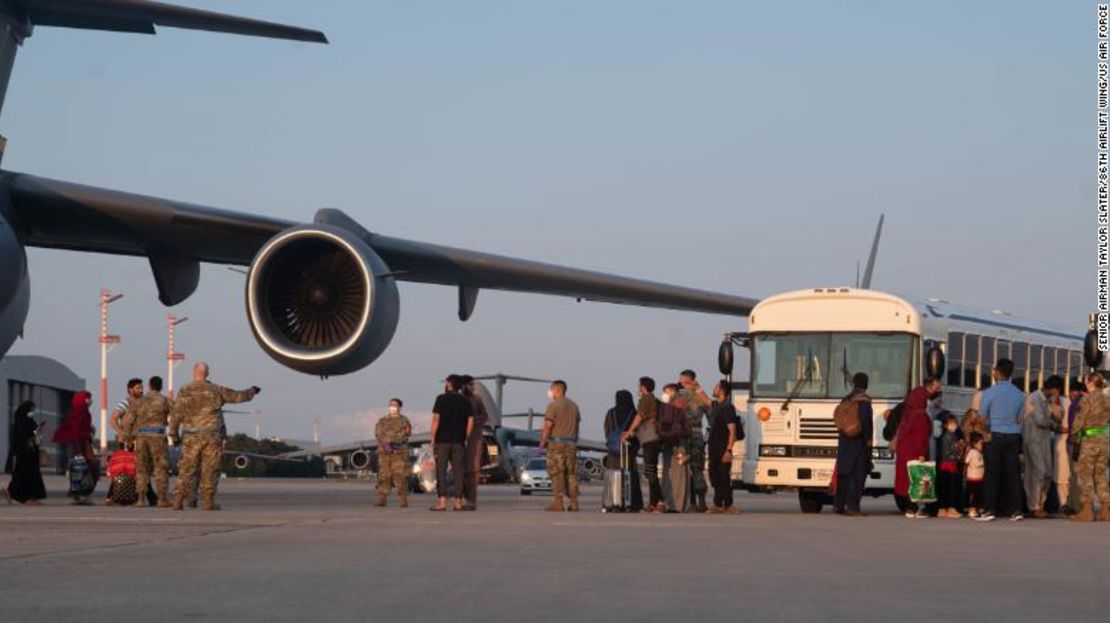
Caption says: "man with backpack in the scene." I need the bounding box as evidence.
[834,373,873,516]
[658,383,691,512]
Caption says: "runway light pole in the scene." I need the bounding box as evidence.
[97,289,123,453]
[166,314,188,398]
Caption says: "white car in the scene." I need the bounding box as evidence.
[519,458,552,495]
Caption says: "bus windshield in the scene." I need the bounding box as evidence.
[752,332,914,400]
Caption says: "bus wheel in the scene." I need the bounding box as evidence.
[798,491,824,514]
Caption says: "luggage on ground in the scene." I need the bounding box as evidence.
[67,455,96,497]
[602,442,631,513]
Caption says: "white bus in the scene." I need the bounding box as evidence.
[725,287,1086,513]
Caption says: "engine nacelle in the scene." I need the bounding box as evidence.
[246,224,400,376]
[0,212,30,358]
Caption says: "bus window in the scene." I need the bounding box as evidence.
[1069,351,1083,383]
[947,332,964,386]
[980,336,995,388]
[1047,347,1062,378]
[965,335,979,388]
[1012,342,1029,392]
[752,333,830,399]
[1029,345,1043,392]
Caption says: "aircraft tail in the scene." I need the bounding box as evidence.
[859,214,884,289]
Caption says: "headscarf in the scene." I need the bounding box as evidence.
[607,390,637,434]
[53,390,93,445]
[5,401,36,473]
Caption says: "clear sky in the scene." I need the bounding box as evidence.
[4,1,1092,443]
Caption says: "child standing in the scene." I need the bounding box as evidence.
[964,432,986,518]
[937,414,963,518]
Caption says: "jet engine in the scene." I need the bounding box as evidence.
[0,213,30,358]
[246,224,400,376]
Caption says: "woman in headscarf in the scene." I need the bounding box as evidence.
[894,385,932,518]
[4,401,47,505]
[604,389,643,512]
[53,390,97,504]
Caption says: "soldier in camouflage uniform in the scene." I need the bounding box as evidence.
[1070,373,1110,522]
[169,362,258,511]
[130,376,173,507]
[374,397,412,507]
[678,370,712,513]
[540,380,581,512]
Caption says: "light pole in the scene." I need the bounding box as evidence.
[166,314,188,397]
[97,289,123,453]
[254,409,262,440]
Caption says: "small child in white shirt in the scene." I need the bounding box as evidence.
[964,432,986,518]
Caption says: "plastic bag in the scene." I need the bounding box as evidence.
[907,460,937,503]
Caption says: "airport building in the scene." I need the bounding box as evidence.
[1,355,86,474]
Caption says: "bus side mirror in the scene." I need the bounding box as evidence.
[1084,329,1104,370]
[718,340,734,376]
[926,345,945,380]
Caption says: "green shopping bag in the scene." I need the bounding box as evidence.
[906,460,937,504]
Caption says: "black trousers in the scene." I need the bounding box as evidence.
[966,480,984,510]
[937,469,963,509]
[626,440,644,511]
[984,433,1023,516]
[434,443,465,499]
[834,468,866,513]
[641,441,664,507]
[709,456,733,508]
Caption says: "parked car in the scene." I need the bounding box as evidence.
[519,458,551,495]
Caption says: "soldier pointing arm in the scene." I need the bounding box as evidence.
[171,362,258,511]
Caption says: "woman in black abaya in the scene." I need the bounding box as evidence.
[4,401,47,505]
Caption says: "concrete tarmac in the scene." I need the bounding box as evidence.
[1,476,1107,622]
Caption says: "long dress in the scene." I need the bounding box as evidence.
[894,387,931,498]
[6,403,46,503]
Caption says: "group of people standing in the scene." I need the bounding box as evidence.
[612,370,740,514]
[373,374,491,512]
[3,362,259,511]
[834,358,1110,522]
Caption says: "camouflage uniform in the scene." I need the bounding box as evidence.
[680,388,711,500]
[374,414,412,505]
[1071,391,1110,521]
[169,381,256,510]
[546,442,579,501]
[131,391,172,506]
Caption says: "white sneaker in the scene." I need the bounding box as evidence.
[904,511,917,519]
[1009,513,1024,522]
[914,510,928,519]
[975,513,996,522]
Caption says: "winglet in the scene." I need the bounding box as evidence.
[860,214,884,289]
[18,0,328,43]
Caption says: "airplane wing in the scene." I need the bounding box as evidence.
[14,0,328,42]
[3,172,759,317]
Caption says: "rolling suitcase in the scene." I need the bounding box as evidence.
[602,442,631,513]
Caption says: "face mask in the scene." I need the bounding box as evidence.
[389,405,400,415]
[660,393,673,405]
[547,390,555,401]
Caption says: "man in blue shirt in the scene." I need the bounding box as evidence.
[976,358,1026,522]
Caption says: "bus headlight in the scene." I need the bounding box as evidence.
[870,447,894,461]
[757,407,772,422]
[759,445,787,457]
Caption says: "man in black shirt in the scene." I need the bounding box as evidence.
[430,375,474,511]
[707,380,741,514]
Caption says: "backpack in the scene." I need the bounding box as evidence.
[605,410,632,456]
[882,402,904,442]
[834,393,867,438]
[656,403,687,446]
